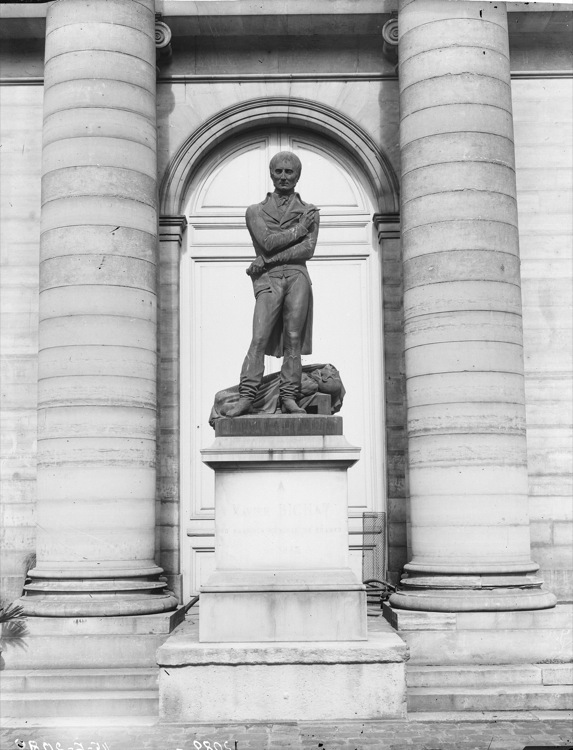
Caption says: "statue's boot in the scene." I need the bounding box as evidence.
[225,397,253,418]
[281,397,306,414]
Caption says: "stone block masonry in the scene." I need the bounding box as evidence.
[0,84,43,605]
[513,77,573,603]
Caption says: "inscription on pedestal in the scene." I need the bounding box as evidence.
[215,414,343,437]
[216,468,348,570]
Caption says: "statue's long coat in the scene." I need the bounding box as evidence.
[245,192,319,358]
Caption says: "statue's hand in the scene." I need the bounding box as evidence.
[246,256,265,277]
[300,206,319,231]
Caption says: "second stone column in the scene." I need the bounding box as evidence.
[390,0,555,612]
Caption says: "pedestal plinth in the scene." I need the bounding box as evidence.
[157,415,408,721]
[158,616,408,722]
[200,415,365,642]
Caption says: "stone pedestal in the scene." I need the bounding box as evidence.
[158,416,408,721]
[200,415,365,642]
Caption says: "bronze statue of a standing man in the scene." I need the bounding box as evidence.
[226,151,320,417]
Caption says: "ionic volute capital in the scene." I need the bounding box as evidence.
[382,16,398,65]
[155,15,172,72]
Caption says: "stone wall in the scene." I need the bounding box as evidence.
[0,25,571,606]
[513,77,573,602]
[0,84,42,604]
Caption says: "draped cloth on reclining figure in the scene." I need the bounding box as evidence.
[209,363,345,428]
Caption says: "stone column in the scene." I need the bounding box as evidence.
[390,0,555,611]
[20,0,177,616]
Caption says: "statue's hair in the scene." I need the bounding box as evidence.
[269,151,302,175]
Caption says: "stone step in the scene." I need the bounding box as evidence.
[407,663,573,688]
[0,667,158,693]
[2,633,173,670]
[408,685,573,713]
[0,668,160,719]
[0,690,158,719]
[1,611,184,671]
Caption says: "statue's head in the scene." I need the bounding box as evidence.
[269,151,302,194]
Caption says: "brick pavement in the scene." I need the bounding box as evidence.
[1,717,572,750]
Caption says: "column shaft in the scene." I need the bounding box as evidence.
[390,0,555,611]
[20,0,177,616]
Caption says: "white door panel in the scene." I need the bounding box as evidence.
[198,139,270,210]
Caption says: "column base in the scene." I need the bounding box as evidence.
[390,572,557,612]
[158,616,408,722]
[17,567,179,617]
[383,603,572,665]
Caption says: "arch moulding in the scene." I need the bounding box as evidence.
[159,97,400,216]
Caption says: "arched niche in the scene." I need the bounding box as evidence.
[159,96,400,216]
[176,123,391,598]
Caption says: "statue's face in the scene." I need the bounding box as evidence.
[270,159,300,194]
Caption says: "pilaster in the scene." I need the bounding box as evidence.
[156,215,187,601]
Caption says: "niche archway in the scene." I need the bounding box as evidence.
[160,97,399,217]
[175,122,391,598]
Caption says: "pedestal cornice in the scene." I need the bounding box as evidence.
[202,434,361,469]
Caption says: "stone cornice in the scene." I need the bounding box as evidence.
[3,1,572,18]
[157,73,399,83]
[511,70,573,78]
[2,70,571,87]
[2,3,572,39]
[159,215,188,243]
[373,213,400,240]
